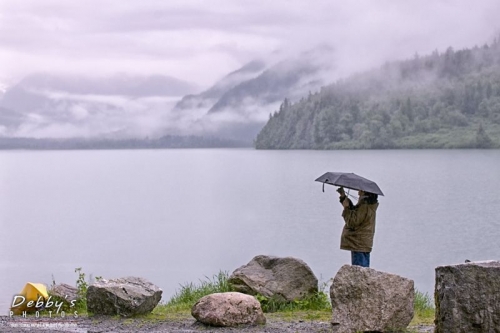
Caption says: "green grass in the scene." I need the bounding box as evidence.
[410,290,435,325]
[160,270,233,311]
[151,270,332,317]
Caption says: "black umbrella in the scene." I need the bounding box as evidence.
[315,172,384,196]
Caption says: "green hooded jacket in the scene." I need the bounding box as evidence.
[340,199,379,253]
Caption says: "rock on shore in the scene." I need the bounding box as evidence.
[191,292,266,327]
[228,255,318,301]
[435,260,500,333]
[86,276,162,317]
[330,265,414,333]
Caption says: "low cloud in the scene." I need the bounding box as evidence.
[69,105,89,120]
[1,1,500,140]
[6,89,181,139]
[168,97,281,142]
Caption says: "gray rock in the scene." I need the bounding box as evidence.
[191,292,266,327]
[86,276,162,317]
[435,260,500,333]
[330,264,414,333]
[49,283,79,303]
[228,255,318,301]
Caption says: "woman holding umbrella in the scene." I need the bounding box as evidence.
[337,187,379,267]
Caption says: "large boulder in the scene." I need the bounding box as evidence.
[228,255,318,301]
[86,276,162,317]
[191,292,266,327]
[435,260,500,333]
[330,265,414,333]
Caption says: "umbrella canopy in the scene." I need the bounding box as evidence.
[315,172,384,196]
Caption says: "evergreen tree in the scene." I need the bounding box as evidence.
[475,124,493,148]
[255,39,500,150]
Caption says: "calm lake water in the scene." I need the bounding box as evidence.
[1,149,499,311]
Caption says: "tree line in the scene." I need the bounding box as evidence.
[0,135,250,150]
[255,38,500,149]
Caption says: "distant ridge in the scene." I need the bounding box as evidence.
[0,46,335,146]
[9,72,198,97]
[172,47,335,142]
[173,60,267,112]
[256,39,500,149]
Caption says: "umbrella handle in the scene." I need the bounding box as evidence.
[322,181,325,192]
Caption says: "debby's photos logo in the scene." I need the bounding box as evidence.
[10,295,78,318]
[9,282,79,318]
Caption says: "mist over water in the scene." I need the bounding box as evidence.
[0,149,499,310]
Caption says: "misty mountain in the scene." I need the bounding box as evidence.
[172,47,335,142]
[173,60,266,111]
[208,54,328,114]
[256,40,500,149]
[0,46,335,144]
[0,72,198,116]
[0,72,199,138]
[6,73,197,99]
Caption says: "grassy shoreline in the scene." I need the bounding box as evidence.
[36,269,434,327]
[150,270,435,326]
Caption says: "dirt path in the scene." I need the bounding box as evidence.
[1,316,434,332]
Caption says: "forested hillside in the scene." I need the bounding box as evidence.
[255,39,500,149]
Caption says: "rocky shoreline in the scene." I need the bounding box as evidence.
[1,316,434,333]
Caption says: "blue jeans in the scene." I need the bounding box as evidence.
[351,251,370,267]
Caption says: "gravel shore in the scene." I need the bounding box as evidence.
[1,316,434,333]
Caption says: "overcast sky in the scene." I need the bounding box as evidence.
[1,0,500,88]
